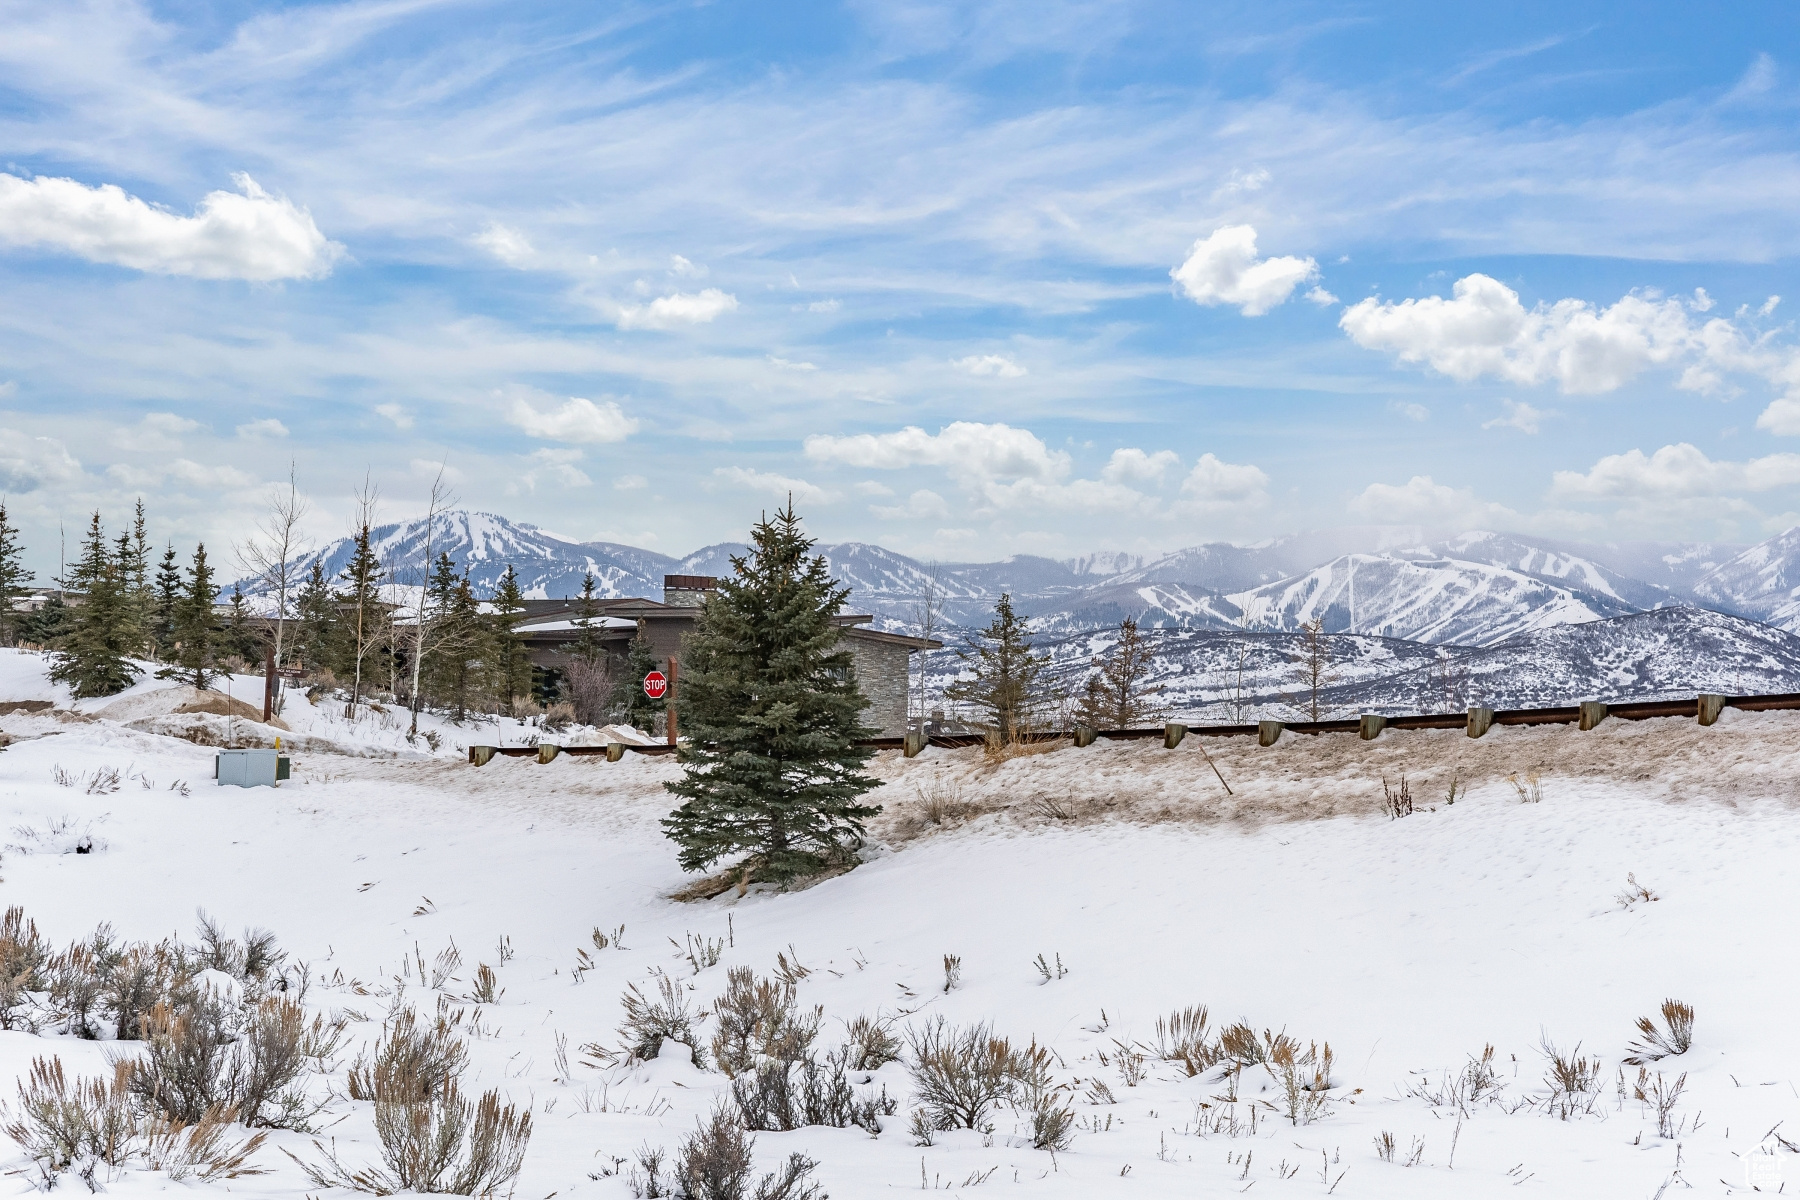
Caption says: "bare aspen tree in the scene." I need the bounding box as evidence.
[909,564,946,728]
[408,466,458,736]
[235,463,311,686]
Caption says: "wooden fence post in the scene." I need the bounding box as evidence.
[605,742,626,762]
[1578,701,1607,731]
[1163,722,1187,749]
[537,743,561,764]
[1258,720,1283,747]
[903,729,926,757]
[1073,725,1097,748]
[1697,694,1726,726]
[1466,707,1494,738]
[469,745,497,766]
[1358,713,1386,740]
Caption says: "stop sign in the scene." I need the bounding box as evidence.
[642,670,668,700]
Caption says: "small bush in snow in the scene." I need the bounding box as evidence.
[347,1005,471,1103]
[1011,1040,1074,1151]
[1382,775,1414,819]
[1616,873,1659,908]
[941,954,961,993]
[731,1047,893,1135]
[122,994,320,1130]
[1539,1037,1602,1119]
[1507,771,1543,804]
[1266,1040,1334,1126]
[299,1078,532,1196]
[842,1013,901,1072]
[672,1107,820,1200]
[1625,999,1695,1064]
[1630,1068,1689,1138]
[710,966,819,1078]
[619,974,707,1067]
[1153,1005,1216,1076]
[906,1018,1017,1133]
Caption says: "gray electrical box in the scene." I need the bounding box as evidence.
[215,749,289,788]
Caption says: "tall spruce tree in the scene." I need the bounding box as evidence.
[1073,617,1165,729]
[222,584,260,664]
[294,561,337,676]
[610,617,663,730]
[151,543,183,660]
[488,565,530,715]
[158,543,216,688]
[336,521,385,712]
[49,513,141,697]
[571,572,604,664]
[661,504,879,883]
[0,503,32,646]
[422,555,486,721]
[127,499,152,652]
[943,592,1049,740]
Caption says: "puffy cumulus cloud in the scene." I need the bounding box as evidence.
[1170,225,1319,316]
[1341,275,1731,395]
[503,389,638,444]
[1179,453,1269,506]
[1388,400,1429,422]
[1101,447,1179,484]
[1549,443,1800,501]
[0,432,81,492]
[237,418,289,439]
[617,288,738,330]
[980,476,1163,515]
[711,466,829,505]
[1349,475,1516,526]
[872,489,951,520]
[525,448,591,489]
[0,172,341,281]
[953,354,1027,378]
[804,422,1069,485]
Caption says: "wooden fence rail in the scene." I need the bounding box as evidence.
[468,688,1800,765]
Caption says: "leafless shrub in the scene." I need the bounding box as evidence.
[1382,775,1413,819]
[1011,1040,1074,1151]
[711,967,818,1077]
[942,954,961,993]
[86,766,122,795]
[683,932,724,974]
[347,1005,471,1103]
[773,947,810,987]
[842,1013,901,1072]
[731,1047,893,1134]
[139,1103,270,1181]
[1025,793,1074,821]
[1630,1068,1689,1138]
[672,1107,820,1200]
[1114,1042,1147,1087]
[564,658,614,727]
[1153,1005,1215,1076]
[620,974,707,1066]
[915,781,981,828]
[1032,952,1066,982]
[121,994,317,1130]
[906,1018,1016,1132]
[1508,771,1543,804]
[298,1080,531,1196]
[0,906,49,1030]
[193,911,288,999]
[1374,1130,1395,1162]
[1616,873,1659,908]
[1625,1000,1694,1064]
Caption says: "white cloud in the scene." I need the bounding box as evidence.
[1340,274,1704,394]
[375,403,414,430]
[237,418,289,439]
[953,354,1027,378]
[1101,447,1179,484]
[1550,443,1800,501]
[111,458,255,490]
[0,172,341,281]
[474,222,533,266]
[0,381,15,399]
[504,390,638,444]
[711,466,829,505]
[614,474,648,491]
[804,421,1069,484]
[768,355,817,371]
[1180,453,1269,505]
[807,299,840,313]
[669,254,706,277]
[1305,286,1338,306]
[526,448,591,488]
[1482,399,1546,434]
[854,480,894,496]
[410,458,466,483]
[1349,475,1516,525]
[1388,400,1430,422]
[872,489,951,520]
[0,431,81,492]
[617,288,738,330]
[115,412,200,452]
[1757,399,1800,436]
[1170,225,1319,316]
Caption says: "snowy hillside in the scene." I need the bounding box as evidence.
[1691,526,1800,629]
[4,643,1800,1197]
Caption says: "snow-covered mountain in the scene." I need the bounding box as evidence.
[1691,527,1800,629]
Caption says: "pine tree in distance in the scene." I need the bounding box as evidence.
[49,513,141,697]
[0,503,33,646]
[944,592,1049,740]
[611,617,662,732]
[662,502,879,885]
[158,543,216,688]
[1073,617,1166,729]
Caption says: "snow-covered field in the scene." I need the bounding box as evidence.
[1,645,1798,1196]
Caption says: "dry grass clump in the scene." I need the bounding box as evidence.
[842,1013,901,1072]
[1630,1068,1690,1139]
[1625,999,1694,1065]
[347,1004,471,1102]
[905,1017,1070,1147]
[731,1047,894,1135]
[1382,775,1414,819]
[1153,1005,1216,1076]
[1616,873,1660,908]
[1267,1040,1334,1125]
[673,1107,821,1200]
[1540,1037,1602,1119]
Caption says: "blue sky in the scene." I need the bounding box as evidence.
[2,0,1799,573]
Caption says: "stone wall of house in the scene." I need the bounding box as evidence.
[848,637,911,737]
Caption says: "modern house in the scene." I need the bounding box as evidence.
[514,575,938,737]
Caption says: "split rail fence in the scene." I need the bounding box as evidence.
[468,689,1799,766]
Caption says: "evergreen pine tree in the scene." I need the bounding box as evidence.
[421,554,487,720]
[49,513,141,698]
[610,618,663,730]
[158,543,216,688]
[488,565,530,715]
[222,584,260,664]
[1073,617,1165,728]
[110,531,144,659]
[661,503,879,883]
[294,561,337,676]
[335,522,385,712]
[151,544,183,660]
[16,594,68,648]
[943,592,1049,740]
[571,572,604,665]
[128,499,152,652]
[0,503,33,646]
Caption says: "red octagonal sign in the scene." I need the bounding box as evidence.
[642,670,668,700]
